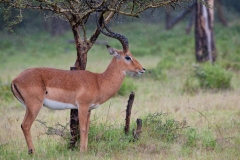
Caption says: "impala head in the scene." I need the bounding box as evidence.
[106,45,145,74]
[96,13,145,74]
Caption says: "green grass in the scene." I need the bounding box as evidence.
[1,21,240,159]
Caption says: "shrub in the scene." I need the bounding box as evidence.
[148,65,167,80]
[144,112,183,142]
[148,55,176,80]
[182,63,232,94]
[185,128,198,147]
[202,129,216,149]
[117,77,137,96]
[220,60,240,71]
[0,79,13,102]
[195,63,232,89]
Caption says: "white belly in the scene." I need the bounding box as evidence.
[43,98,78,110]
[89,104,100,111]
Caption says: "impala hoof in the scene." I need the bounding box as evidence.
[28,149,33,154]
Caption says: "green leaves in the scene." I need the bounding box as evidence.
[3,6,23,32]
[195,64,232,89]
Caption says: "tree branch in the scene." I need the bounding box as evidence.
[80,20,87,41]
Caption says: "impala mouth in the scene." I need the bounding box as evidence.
[138,71,145,74]
[137,68,146,74]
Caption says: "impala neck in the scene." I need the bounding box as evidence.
[99,57,125,103]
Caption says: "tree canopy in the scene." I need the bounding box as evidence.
[0,0,194,31]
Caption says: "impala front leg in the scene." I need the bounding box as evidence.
[85,110,91,148]
[78,104,90,152]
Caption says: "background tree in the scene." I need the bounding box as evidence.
[164,0,219,63]
[195,0,216,63]
[0,0,194,148]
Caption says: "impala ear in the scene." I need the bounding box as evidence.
[106,45,120,58]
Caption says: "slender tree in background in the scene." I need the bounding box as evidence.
[165,9,171,29]
[164,0,218,63]
[0,0,194,148]
[165,2,196,30]
[195,0,216,63]
[215,0,227,27]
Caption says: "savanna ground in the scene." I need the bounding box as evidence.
[0,20,240,159]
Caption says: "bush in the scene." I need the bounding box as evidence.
[182,63,232,94]
[144,112,184,142]
[220,53,240,71]
[202,129,216,149]
[148,65,167,80]
[185,128,198,147]
[117,77,137,96]
[148,55,176,80]
[0,79,13,102]
[195,64,232,89]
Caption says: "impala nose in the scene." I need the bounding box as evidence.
[138,67,145,74]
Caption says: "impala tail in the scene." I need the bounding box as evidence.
[11,82,25,106]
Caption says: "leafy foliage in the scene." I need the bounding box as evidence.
[0,79,13,102]
[185,128,198,147]
[144,112,186,142]
[3,6,23,32]
[183,64,232,94]
[195,64,232,89]
[201,129,216,149]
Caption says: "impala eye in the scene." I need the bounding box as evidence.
[125,56,132,61]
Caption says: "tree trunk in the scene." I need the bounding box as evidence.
[166,2,196,30]
[216,0,228,27]
[195,0,216,63]
[165,9,171,30]
[68,20,104,148]
[69,25,91,149]
[68,12,113,149]
[185,7,195,34]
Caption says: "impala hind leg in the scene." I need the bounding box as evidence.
[21,103,42,154]
[78,105,91,152]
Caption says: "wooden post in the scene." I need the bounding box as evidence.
[124,92,135,135]
[133,118,142,140]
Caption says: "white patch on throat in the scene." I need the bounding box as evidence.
[43,98,77,110]
[89,104,100,111]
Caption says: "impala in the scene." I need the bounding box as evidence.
[11,15,145,154]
